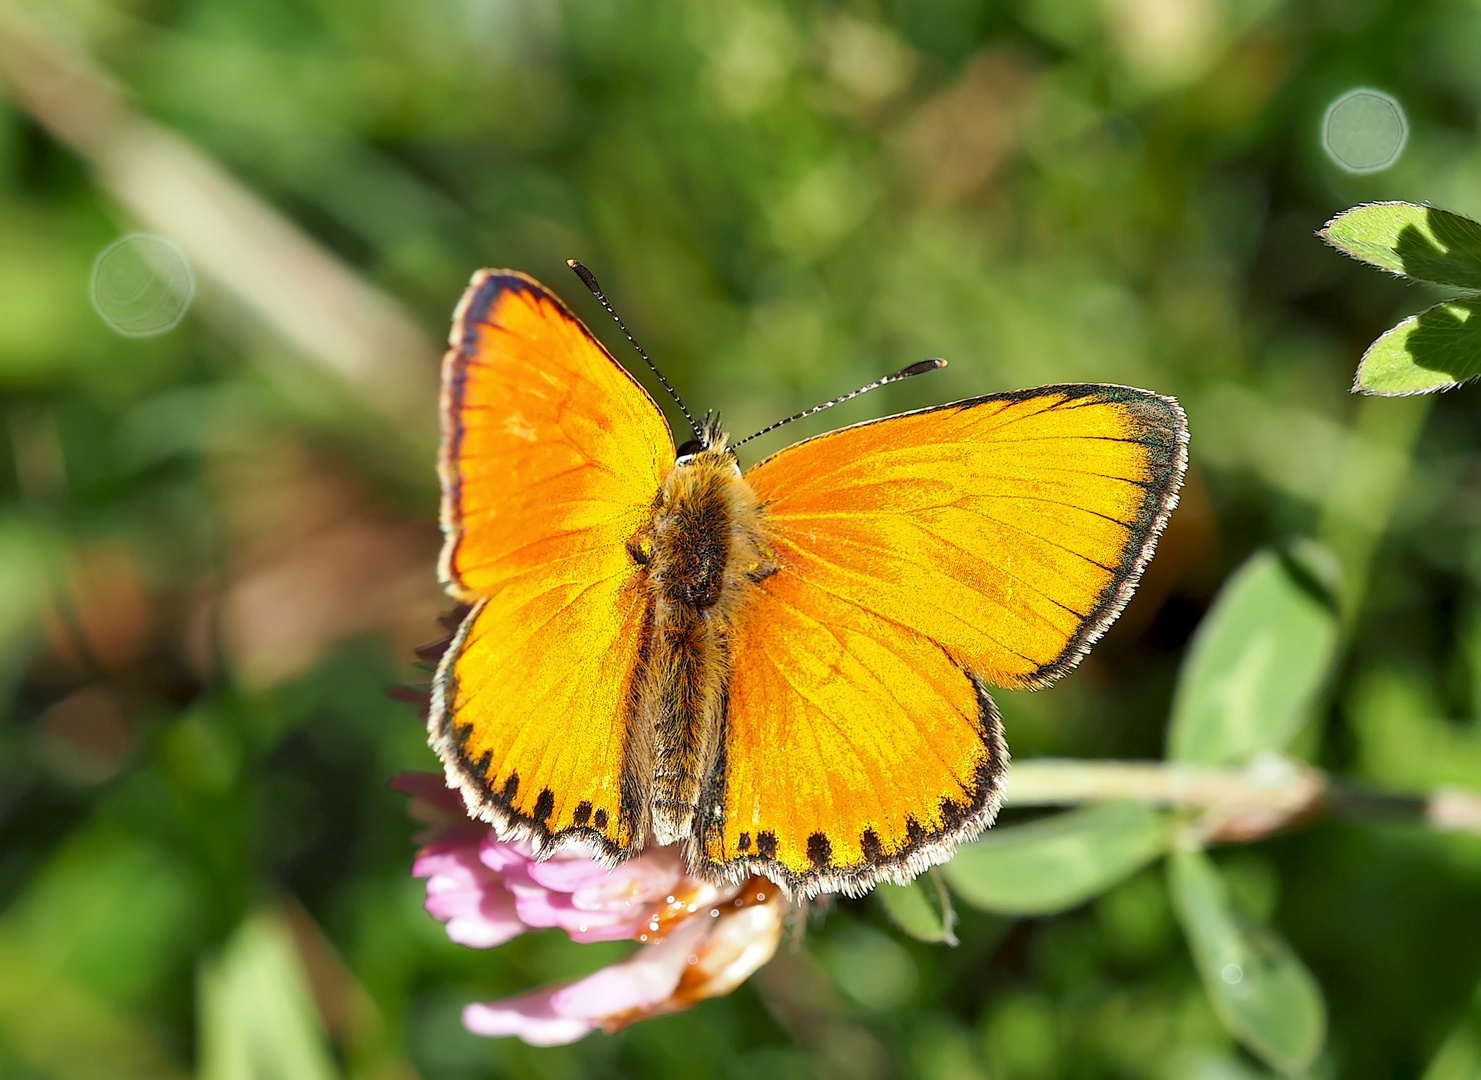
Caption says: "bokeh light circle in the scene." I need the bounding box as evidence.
[90,233,196,337]
[1323,89,1408,174]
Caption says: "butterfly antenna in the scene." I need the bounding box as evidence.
[731,358,947,450]
[568,260,702,443]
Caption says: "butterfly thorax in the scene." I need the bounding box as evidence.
[632,441,775,846]
[646,446,770,609]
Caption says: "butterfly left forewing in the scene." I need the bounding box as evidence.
[695,384,1186,896]
[433,270,672,859]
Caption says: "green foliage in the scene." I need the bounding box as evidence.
[1323,203,1481,394]
[876,871,957,945]
[814,921,921,1011]
[1422,981,1481,1080]
[1322,204,1481,290]
[198,912,339,1080]
[1348,668,1481,792]
[1157,544,1338,1068]
[1167,543,1341,765]
[944,803,1169,916]
[0,518,51,686]
[1356,300,1481,396]
[1168,849,1325,1075]
[0,933,186,1080]
[3,824,200,1003]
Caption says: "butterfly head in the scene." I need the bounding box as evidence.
[675,411,737,469]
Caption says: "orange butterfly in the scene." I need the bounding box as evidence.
[430,266,1187,899]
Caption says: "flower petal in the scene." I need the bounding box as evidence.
[566,851,686,912]
[415,838,527,948]
[463,989,597,1046]
[390,771,467,821]
[550,912,711,1020]
[526,854,622,894]
[435,885,525,948]
[672,898,785,1005]
[508,883,644,942]
[478,834,539,875]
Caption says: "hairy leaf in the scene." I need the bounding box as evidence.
[1169,848,1326,1073]
[943,802,1168,916]
[1354,299,1481,396]
[1168,544,1340,765]
[1322,203,1481,290]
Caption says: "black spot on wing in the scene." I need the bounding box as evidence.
[573,801,593,826]
[807,833,833,869]
[533,788,555,824]
[905,816,926,846]
[939,791,971,830]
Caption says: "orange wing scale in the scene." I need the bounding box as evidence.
[700,385,1186,893]
[432,271,673,856]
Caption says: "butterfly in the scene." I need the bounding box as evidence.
[429,265,1187,899]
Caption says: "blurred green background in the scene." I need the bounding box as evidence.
[3,0,1481,1077]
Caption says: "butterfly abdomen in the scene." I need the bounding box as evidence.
[637,446,773,845]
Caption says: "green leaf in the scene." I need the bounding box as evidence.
[1321,202,1481,290]
[942,802,1169,916]
[1420,981,1481,1080]
[815,923,921,1011]
[1167,543,1340,765]
[2,824,199,1004]
[1422,1024,1481,1080]
[877,871,957,945]
[0,932,186,1080]
[1168,848,1326,1074]
[0,517,53,685]
[198,911,340,1080]
[1353,299,1481,396]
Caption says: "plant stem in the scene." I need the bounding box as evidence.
[1004,757,1481,842]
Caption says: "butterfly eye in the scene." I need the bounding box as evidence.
[675,439,703,459]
